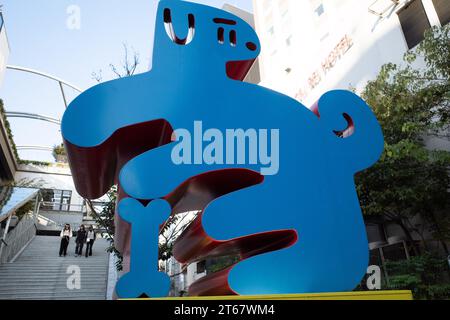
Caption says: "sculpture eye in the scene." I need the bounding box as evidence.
[229,30,237,47]
[218,27,224,44]
[163,8,195,45]
[246,42,257,51]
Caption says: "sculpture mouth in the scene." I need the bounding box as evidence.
[226,59,256,81]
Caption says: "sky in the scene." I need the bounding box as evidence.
[0,0,253,162]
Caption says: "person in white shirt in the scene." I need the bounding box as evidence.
[85,226,96,258]
[59,224,72,257]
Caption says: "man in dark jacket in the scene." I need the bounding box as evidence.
[75,225,87,257]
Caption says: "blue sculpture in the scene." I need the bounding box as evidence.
[115,198,171,298]
[61,0,384,298]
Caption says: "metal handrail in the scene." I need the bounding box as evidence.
[6,65,82,92]
[39,201,86,213]
[6,65,82,109]
[4,65,83,163]
[5,111,61,125]
[16,146,54,152]
[0,214,36,264]
[36,214,85,232]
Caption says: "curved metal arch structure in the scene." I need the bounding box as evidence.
[5,65,83,162]
[6,65,82,108]
[16,146,54,152]
[5,111,61,125]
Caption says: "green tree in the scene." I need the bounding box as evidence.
[86,186,123,271]
[52,143,67,163]
[0,99,20,162]
[384,253,450,300]
[357,25,450,255]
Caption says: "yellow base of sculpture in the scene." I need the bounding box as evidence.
[143,290,413,300]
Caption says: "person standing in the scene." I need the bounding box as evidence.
[85,226,96,258]
[75,225,87,257]
[59,224,72,257]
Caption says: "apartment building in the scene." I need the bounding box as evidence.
[253,0,448,105]
[252,0,449,268]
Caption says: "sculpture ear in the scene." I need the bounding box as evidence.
[317,90,384,172]
[163,8,195,45]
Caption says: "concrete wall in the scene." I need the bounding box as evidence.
[37,210,84,231]
[0,16,14,182]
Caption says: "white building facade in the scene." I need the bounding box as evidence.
[0,12,9,87]
[252,0,450,271]
[253,0,449,107]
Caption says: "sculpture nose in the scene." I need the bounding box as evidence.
[246,42,257,51]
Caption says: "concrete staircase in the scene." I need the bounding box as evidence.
[0,236,110,300]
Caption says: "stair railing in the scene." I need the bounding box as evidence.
[0,214,36,264]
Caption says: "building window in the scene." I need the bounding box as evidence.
[282,14,292,33]
[279,0,289,14]
[286,35,292,46]
[397,0,431,49]
[41,189,72,211]
[315,3,325,17]
[432,0,450,26]
[196,260,206,274]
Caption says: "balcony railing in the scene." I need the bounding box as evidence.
[39,201,86,213]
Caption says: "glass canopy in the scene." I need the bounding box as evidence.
[0,187,39,223]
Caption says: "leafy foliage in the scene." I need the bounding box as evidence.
[384,254,450,300]
[17,160,52,166]
[52,143,67,163]
[87,186,123,271]
[356,25,450,299]
[159,211,200,262]
[206,255,240,274]
[0,99,20,162]
[357,25,450,253]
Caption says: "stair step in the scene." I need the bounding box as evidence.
[0,289,107,295]
[4,296,106,300]
[0,279,106,284]
[3,296,107,299]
